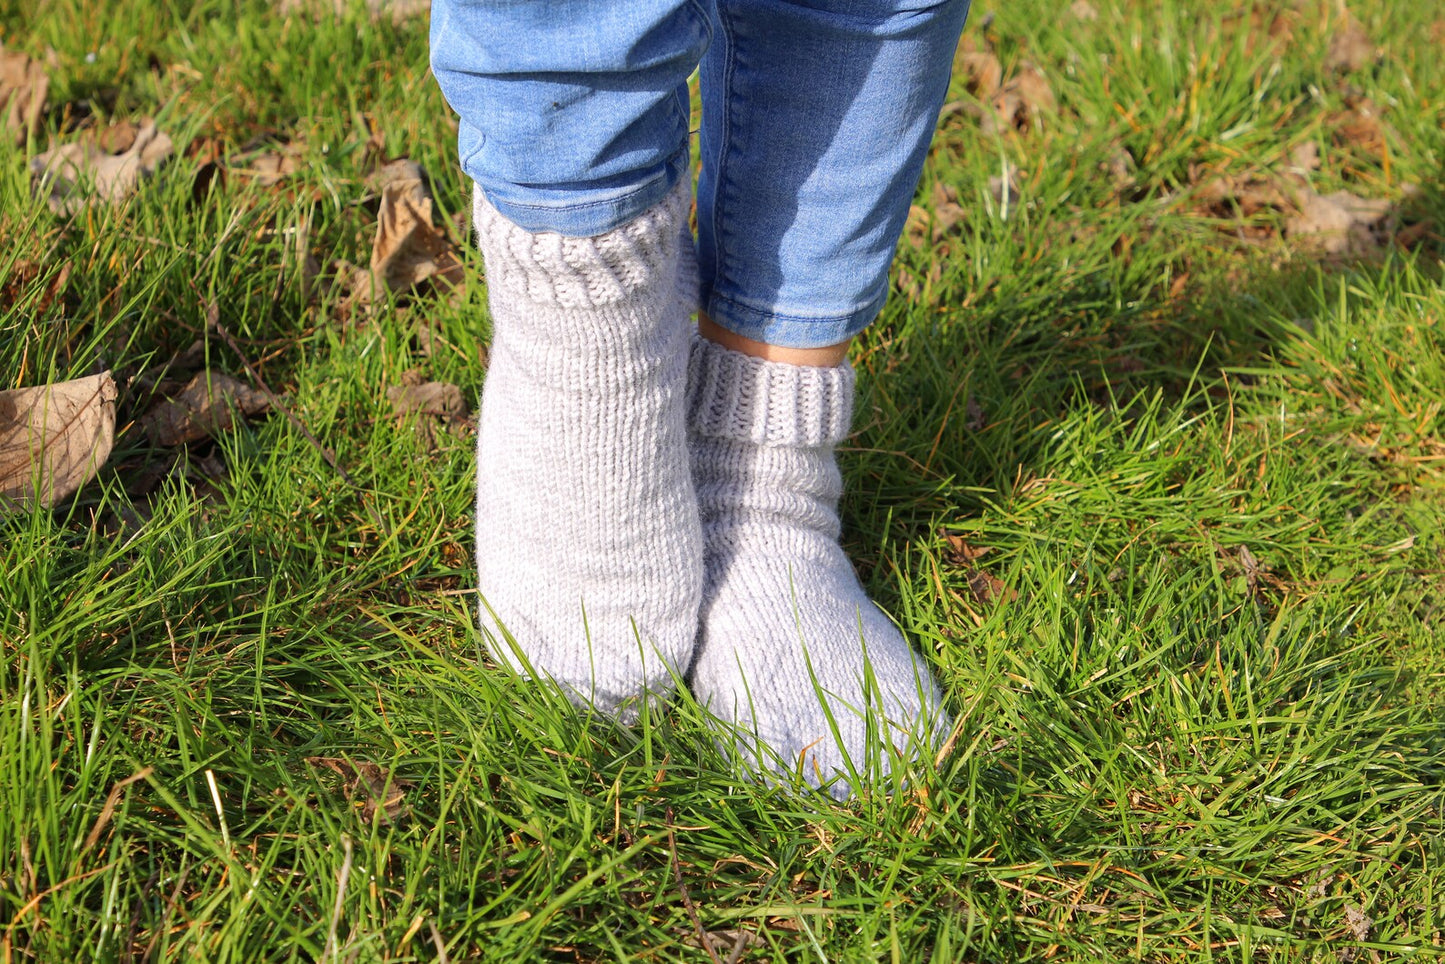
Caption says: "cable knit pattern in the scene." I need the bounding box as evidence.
[473,184,689,309]
[471,181,701,720]
[685,336,949,799]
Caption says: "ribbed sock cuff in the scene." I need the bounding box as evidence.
[686,335,854,447]
[473,179,690,309]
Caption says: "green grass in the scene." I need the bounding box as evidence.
[2,0,1443,959]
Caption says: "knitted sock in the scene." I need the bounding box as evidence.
[471,182,701,720]
[684,336,949,798]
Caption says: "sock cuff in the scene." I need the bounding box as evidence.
[687,335,855,447]
[473,179,690,310]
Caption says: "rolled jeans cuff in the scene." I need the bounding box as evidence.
[704,283,888,350]
[477,149,692,238]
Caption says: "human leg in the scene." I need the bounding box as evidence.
[430,1,710,717]
[686,0,970,796]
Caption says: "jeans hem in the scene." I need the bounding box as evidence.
[478,149,690,237]
[703,285,887,350]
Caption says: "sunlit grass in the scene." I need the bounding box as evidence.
[1,0,1442,959]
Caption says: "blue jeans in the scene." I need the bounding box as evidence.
[430,0,970,349]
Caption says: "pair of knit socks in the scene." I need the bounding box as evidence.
[471,183,947,799]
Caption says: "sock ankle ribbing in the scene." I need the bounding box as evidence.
[684,335,949,798]
[471,182,702,719]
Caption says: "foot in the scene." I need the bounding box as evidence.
[684,336,949,798]
[471,182,702,720]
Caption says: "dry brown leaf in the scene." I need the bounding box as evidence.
[942,530,990,564]
[1236,544,1262,594]
[0,43,48,146]
[1325,15,1374,74]
[305,757,413,824]
[927,181,968,240]
[0,372,117,510]
[388,378,466,448]
[966,568,1016,606]
[1286,140,1320,174]
[366,157,428,199]
[1222,3,1298,57]
[956,50,1003,100]
[138,372,272,446]
[940,530,1016,606]
[229,148,303,187]
[989,166,1023,206]
[1329,97,1388,155]
[895,258,942,302]
[1192,159,1321,244]
[1285,189,1393,257]
[904,204,931,248]
[387,379,464,418]
[2,258,70,317]
[1102,147,1136,191]
[331,258,379,321]
[964,395,986,432]
[990,63,1055,134]
[1343,904,1372,942]
[371,178,465,296]
[30,118,173,213]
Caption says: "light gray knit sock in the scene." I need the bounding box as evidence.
[471,182,701,719]
[685,336,949,798]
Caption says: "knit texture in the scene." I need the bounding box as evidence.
[472,180,701,719]
[685,336,949,799]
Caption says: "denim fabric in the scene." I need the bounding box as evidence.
[431,0,969,349]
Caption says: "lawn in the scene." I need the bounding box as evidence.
[1,0,1443,960]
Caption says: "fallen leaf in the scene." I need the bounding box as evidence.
[964,395,986,432]
[956,50,1003,100]
[30,118,173,213]
[387,378,463,417]
[186,134,226,202]
[1286,141,1320,174]
[1236,544,1261,594]
[366,157,428,199]
[305,757,413,824]
[331,258,379,321]
[1,258,70,317]
[988,165,1022,206]
[904,204,931,248]
[1194,171,1289,221]
[387,378,466,448]
[929,181,968,240]
[1325,15,1374,74]
[991,62,1055,134]
[228,146,303,187]
[0,372,117,510]
[893,259,941,303]
[1102,146,1136,191]
[370,177,465,296]
[1285,189,1394,257]
[138,372,272,446]
[940,530,1016,606]
[1329,97,1388,155]
[942,530,990,564]
[966,568,1016,606]
[0,43,48,146]
[1343,904,1371,941]
[1221,3,1298,57]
